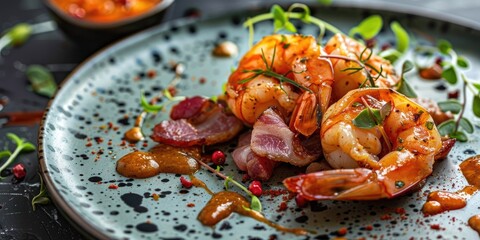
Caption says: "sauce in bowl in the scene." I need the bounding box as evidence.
[50,0,162,23]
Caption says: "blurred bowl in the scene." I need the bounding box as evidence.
[44,0,174,49]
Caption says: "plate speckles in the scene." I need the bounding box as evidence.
[39,6,480,240]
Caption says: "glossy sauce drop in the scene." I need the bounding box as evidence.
[116,144,201,178]
[422,155,480,216]
[124,112,146,143]
[469,215,480,234]
[0,110,44,126]
[198,191,310,235]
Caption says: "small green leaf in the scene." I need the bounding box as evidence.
[437,99,462,114]
[7,133,24,146]
[6,23,32,46]
[0,150,11,159]
[140,92,163,113]
[379,48,402,64]
[437,39,452,55]
[349,15,383,40]
[224,177,230,190]
[457,56,469,68]
[459,117,474,134]
[26,65,58,98]
[450,131,468,142]
[397,78,417,98]
[284,21,297,32]
[250,195,262,212]
[390,21,409,53]
[402,60,414,74]
[437,119,456,136]
[352,109,377,129]
[271,5,287,31]
[472,82,480,91]
[425,121,434,130]
[442,66,457,84]
[317,0,333,5]
[380,102,392,120]
[21,142,36,152]
[473,95,480,118]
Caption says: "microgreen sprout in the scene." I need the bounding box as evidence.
[194,157,262,212]
[425,39,480,142]
[395,60,417,98]
[0,21,56,56]
[32,174,50,210]
[352,98,392,152]
[0,133,36,179]
[243,4,342,47]
[349,15,383,40]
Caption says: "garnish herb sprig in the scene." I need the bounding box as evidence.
[32,174,50,210]
[352,98,392,152]
[195,158,262,212]
[243,4,342,47]
[0,21,56,56]
[395,60,417,98]
[26,65,58,98]
[432,40,479,142]
[239,45,312,93]
[0,133,36,179]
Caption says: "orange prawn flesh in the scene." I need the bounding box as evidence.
[284,88,442,200]
[226,34,334,136]
[324,33,400,102]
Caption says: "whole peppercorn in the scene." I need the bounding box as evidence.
[211,150,226,165]
[248,180,263,197]
[12,163,26,179]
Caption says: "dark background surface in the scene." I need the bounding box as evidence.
[0,0,479,239]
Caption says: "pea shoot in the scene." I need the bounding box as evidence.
[352,99,392,152]
[0,133,36,179]
[0,21,56,56]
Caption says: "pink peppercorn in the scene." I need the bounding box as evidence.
[12,163,26,179]
[180,176,193,188]
[211,150,226,165]
[248,180,262,197]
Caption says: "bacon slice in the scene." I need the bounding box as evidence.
[231,131,277,181]
[151,97,243,147]
[250,108,321,167]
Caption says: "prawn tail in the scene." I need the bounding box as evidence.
[288,91,319,137]
[283,168,392,201]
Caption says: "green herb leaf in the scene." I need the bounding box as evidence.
[317,0,333,5]
[250,195,262,212]
[459,117,474,134]
[450,131,468,142]
[402,60,414,73]
[352,108,381,129]
[271,5,287,32]
[0,150,11,159]
[32,174,50,210]
[390,21,409,53]
[473,95,480,118]
[437,99,462,114]
[472,82,480,91]
[349,15,383,40]
[457,56,469,68]
[26,65,58,98]
[437,119,456,136]
[442,65,457,84]
[6,23,32,46]
[379,48,402,64]
[396,61,417,98]
[380,102,392,120]
[437,39,452,55]
[0,133,36,177]
[140,92,163,113]
[224,177,230,190]
[284,21,297,32]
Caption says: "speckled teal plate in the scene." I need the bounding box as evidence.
[39,5,480,240]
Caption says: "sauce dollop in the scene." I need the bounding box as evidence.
[50,0,162,23]
[422,155,480,215]
[198,191,310,235]
[469,215,480,235]
[116,144,201,178]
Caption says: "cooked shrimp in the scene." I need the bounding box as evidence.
[283,88,442,200]
[324,33,400,102]
[226,34,334,136]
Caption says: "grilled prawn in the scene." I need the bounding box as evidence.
[284,88,444,200]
